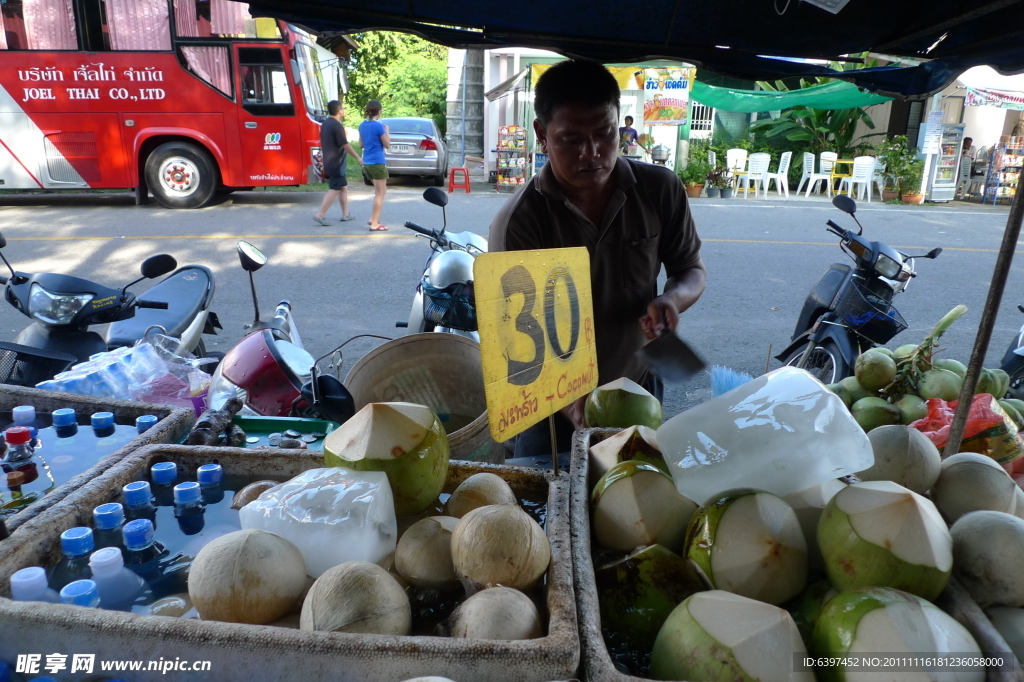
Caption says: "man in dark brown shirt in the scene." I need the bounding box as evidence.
[490,59,706,459]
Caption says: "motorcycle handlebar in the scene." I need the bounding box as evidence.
[404,221,434,237]
[137,300,169,309]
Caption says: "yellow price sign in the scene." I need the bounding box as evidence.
[474,248,598,442]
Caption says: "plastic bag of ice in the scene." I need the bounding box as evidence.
[238,467,398,577]
[656,366,873,504]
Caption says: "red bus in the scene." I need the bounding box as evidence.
[0,0,334,208]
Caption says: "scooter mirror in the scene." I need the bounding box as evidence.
[832,195,857,215]
[423,186,448,208]
[0,233,6,248]
[300,374,355,425]
[237,241,268,272]
[141,254,177,279]
[927,247,943,259]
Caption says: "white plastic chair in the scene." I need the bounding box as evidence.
[765,151,792,198]
[806,151,838,197]
[708,150,717,168]
[838,156,876,202]
[726,148,747,188]
[740,153,771,199]
[871,158,887,197]
[795,152,815,195]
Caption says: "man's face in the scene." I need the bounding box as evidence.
[535,103,619,193]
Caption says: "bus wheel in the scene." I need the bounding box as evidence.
[145,142,217,209]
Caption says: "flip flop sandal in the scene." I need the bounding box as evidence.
[313,215,331,226]
[369,224,388,231]
[339,215,355,222]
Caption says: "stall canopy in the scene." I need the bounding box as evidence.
[246,0,1024,97]
[691,81,892,113]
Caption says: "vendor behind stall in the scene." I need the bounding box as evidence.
[618,115,644,154]
[489,59,706,459]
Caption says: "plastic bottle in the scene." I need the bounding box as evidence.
[150,461,177,506]
[12,405,43,443]
[1,426,54,509]
[122,481,158,528]
[91,411,116,438]
[10,566,59,603]
[59,579,101,608]
[88,546,145,611]
[52,407,79,438]
[122,518,165,580]
[49,526,94,590]
[136,415,158,434]
[173,481,206,535]
[93,502,127,557]
[43,407,80,485]
[197,463,224,505]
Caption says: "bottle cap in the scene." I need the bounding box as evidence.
[60,579,100,607]
[52,408,78,427]
[60,527,94,556]
[173,481,202,505]
[92,502,124,530]
[122,518,155,550]
[12,405,35,425]
[4,426,30,446]
[89,546,125,573]
[91,412,115,430]
[122,481,153,507]
[151,461,177,485]
[136,415,158,433]
[197,463,223,487]
[6,471,25,487]
[10,566,48,600]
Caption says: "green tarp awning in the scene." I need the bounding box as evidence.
[691,80,892,113]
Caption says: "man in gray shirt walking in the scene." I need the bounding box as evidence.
[314,100,363,226]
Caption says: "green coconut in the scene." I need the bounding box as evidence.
[595,544,707,653]
[858,425,941,494]
[854,351,897,391]
[817,481,952,602]
[651,590,813,682]
[812,587,984,682]
[917,368,962,401]
[685,489,808,606]
[976,368,1001,396]
[587,425,666,488]
[993,368,1011,397]
[787,580,838,648]
[871,347,895,359]
[894,343,919,361]
[592,460,697,553]
[839,376,874,404]
[585,378,662,429]
[1005,398,1024,421]
[934,358,967,379]
[1000,400,1024,430]
[825,383,854,409]
[324,402,449,516]
[851,396,900,432]
[894,393,928,425]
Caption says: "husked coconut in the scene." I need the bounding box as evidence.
[188,529,306,625]
[985,607,1024,661]
[858,425,941,494]
[951,511,1024,608]
[231,480,280,510]
[685,489,808,606]
[1013,487,1024,522]
[401,678,457,682]
[395,516,459,590]
[783,479,846,572]
[300,561,411,635]
[448,586,543,640]
[446,473,516,518]
[651,590,814,682]
[450,504,550,594]
[932,453,1017,523]
[584,378,662,429]
[587,425,664,487]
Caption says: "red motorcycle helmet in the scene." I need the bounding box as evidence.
[208,329,312,416]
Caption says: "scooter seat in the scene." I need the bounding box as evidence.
[106,265,214,348]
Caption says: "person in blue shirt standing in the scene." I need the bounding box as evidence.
[359,99,391,231]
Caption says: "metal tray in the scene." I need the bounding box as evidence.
[231,415,337,450]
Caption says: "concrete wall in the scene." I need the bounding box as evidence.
[445,48,485,170]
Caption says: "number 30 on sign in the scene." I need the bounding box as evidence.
[474,248,598,442]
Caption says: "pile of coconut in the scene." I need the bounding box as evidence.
[187,402,551,644]
[587,372,1024,681]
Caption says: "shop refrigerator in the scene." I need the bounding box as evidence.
[927,123,964,202]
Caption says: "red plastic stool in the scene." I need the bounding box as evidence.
[448,167,471,193]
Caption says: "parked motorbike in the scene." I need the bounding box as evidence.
[0,231,220,384]
[207,241,355,424]
[999,308,1024,399]
[398,187,487,341]
[776,195,942,384]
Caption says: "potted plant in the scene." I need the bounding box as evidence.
[679,158,709,198]
[900,160,925,204]
[876,135,918,201]
[705,164,727,198]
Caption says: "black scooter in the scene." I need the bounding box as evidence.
[776,195,942,384]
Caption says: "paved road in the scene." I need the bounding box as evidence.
[0,184,1020,419]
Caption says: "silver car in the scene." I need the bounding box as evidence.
[364,117,448,186]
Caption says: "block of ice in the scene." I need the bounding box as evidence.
[238,467,398,578]
[657,367,874,504]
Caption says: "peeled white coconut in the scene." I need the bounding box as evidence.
[588,425,663,487]
[592,460,696,553]
[395,516,460,590]
[650,590,813,682]
[324,402,450,516]
[858,425,941,494]
[951,510,1024,608]
[985,607,1024,662]
[813,587,984,682]
[188,529,307,625]
[446,473,517,518]
[783,479,847,572]
[401,678,457,682]
[584,378,662,430]
[1014,487,1024,521]
[685,489,808,605]
[451,504,550,594]
[448,586,543,640]
[300,561,411,635]
[931,453,1017,524]
[818,480,952,601]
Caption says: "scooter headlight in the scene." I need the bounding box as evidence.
[874,253,902,280]
[28,284,93,325]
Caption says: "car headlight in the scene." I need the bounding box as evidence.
[28,284,92,325]
[874,253,902,279]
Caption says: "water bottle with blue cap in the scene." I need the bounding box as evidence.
[52,407,79,438]
[150,461,177,506]
[136,414,158,434]
[173,481,206,535]
[50,526,94,590]
[10,566,59,603]
[59,579,101,608]
[93,502,127,556]
[122,481,158,527]
[91,411,115,438]
[42,407,81,484]
[122,518,166,580]
[197,463,224,504]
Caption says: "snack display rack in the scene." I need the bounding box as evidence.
[983,136,1023,205]
[496,125,528,192]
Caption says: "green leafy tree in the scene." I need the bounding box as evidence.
[383,53,448,134]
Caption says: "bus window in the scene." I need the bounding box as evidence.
[179,45,232,95]
[238,46,293,116]
[295,42,329,120]
[1,0,78,50]
[102,0,171,50]
[174,0,279,40]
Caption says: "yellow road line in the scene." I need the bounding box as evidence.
[702,238,1015,254]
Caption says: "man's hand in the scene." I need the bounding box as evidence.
[640,295,680,340]
[560,395,588,430]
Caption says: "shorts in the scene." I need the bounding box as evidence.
[364,164,389,181]
[327,170,348,190]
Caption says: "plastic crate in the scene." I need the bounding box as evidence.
[833,279,908,345]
